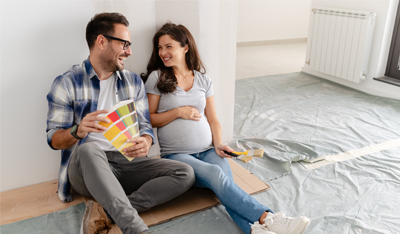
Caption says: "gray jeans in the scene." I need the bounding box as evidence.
[68,143,195,234]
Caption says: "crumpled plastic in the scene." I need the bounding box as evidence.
[3,72,400,234]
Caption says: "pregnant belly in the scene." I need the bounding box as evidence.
[157,118,212,154]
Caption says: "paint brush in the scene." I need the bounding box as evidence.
[232,149,264,158]
[223,150,253,163]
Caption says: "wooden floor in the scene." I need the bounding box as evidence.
[0,180,83,225]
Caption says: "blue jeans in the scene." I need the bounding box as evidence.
[165,148,273,234]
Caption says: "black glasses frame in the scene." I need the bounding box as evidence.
[103,35,131,50]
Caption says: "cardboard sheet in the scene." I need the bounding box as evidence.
[83,158,270,232]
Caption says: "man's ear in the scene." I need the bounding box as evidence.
[96,35,108,51]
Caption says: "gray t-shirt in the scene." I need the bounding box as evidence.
[145,70,214,156]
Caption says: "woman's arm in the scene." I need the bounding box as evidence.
[147,93,202,128]
[204,95,234,158]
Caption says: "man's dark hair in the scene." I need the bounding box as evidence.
[86,12,129,50]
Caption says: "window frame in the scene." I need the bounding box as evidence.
[385,1,400,80]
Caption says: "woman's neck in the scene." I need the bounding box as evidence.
[172,64,191,77]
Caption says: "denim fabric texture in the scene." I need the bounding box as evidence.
[165,148,273,234]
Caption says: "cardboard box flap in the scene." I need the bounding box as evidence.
[140,188,218,226]
[228,159,270,195]
[83,158,271,230]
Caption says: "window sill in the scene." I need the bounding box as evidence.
[373,76,400,87]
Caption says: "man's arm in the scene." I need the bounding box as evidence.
[51,110,110,150]
[51,128,78,150]
[132,73,156,144]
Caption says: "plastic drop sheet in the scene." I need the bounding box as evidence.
[2,72,400,234]
[150,72,400,234]
[0,202,85,233]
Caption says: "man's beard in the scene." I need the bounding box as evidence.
[101,48,123,72]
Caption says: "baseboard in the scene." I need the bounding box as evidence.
[302,66,400,100]
[237,38,307,47]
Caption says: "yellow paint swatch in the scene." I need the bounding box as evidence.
[117,105,130,117]
[113,133,128,149]
[104,125,120,141]
[128,125,138,136]
[119,142,136,161]
[99,116,113,129]
[123,115,134,127]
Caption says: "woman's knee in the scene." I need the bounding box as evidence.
[202,164,225,180]
[193,164,229,190]
[204,150,233,176]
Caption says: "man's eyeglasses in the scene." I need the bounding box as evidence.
[103,35,131,50]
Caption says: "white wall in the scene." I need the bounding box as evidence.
[237,0,312,42]
[302,0,400,100]
[0,0,238,192]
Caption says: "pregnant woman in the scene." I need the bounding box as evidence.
[141,22,310,234]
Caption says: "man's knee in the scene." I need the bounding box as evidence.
[173,162,195,189]
[182,163,195,184]
[75,143,106,164]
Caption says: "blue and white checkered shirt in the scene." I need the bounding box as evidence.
[46,58,155,202]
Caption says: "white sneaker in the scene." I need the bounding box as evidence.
[263,212,310,234]
[251,221,277,234]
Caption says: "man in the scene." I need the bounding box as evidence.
[46,12,195,234]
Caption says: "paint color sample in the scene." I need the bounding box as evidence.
[108,111,120,122]
[127,102,135,112]
[123,130,132,139]
[104,125,121,141]
[116,121,127,132]
[131,113,137,124]
[114,133,128,149]
[129,125,138,136]
[99,100,140,160]
[117,105,130,117]
[120,142,136,161]
[100,116,113,129]
[123,115,134,127]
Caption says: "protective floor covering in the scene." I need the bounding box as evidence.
[2,72,400,234]
[1,202,85,233]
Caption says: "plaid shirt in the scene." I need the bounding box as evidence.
[46,58,155,202]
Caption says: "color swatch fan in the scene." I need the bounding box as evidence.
[99,100,139,161]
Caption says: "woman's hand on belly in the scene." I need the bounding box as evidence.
[215,144,235,158]
[178,106,202,121]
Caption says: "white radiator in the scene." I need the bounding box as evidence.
[304,8,376,83]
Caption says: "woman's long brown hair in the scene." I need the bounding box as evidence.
[140,23,206,94]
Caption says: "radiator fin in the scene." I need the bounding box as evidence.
[305,8,376,83]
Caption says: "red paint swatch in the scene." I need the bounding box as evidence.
[108,111,120,122]
[123,131,132,139]
[116,121,126,131]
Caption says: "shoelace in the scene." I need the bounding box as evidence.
[250,222,277,234]
[265,212,291,228]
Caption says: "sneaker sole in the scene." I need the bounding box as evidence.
[291,217,311,234]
